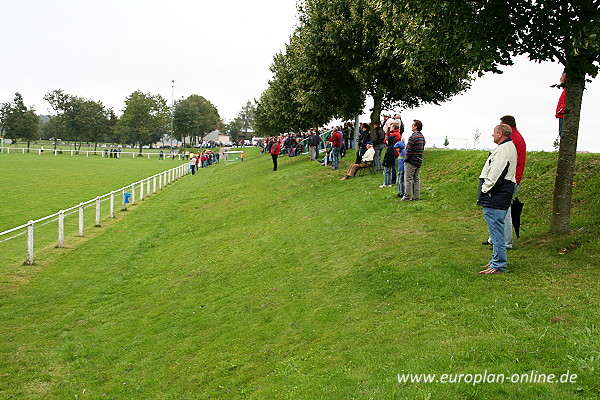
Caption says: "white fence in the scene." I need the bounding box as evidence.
[0,162,190,266]
[0,147,187,160]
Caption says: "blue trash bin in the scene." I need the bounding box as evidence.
[123,192,132,204]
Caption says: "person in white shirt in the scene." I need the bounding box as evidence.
[340,143,375,180]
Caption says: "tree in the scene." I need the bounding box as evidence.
[257,0,472,136]
[380,0,600,233]
[225,101,257,142]
[172,95,220,147]
[0,93,40,150]
[44,89,113,152]
[118,91,171,154]
[172,99,199,148]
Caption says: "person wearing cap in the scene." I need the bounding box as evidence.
[340,142,375,180]
[394,140,406,197]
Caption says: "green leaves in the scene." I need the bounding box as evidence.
[1,93,39,142]
[173,95,220,145]
[118,91,171,151]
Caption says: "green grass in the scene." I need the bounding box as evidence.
[0,153,186,231]
[0,153,188,267]
[0,148,598,399]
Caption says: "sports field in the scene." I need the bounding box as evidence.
[0,148,598,399]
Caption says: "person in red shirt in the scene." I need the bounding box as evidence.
[327,128,342,170]
[270,137,281,171]
[556,72,566,137]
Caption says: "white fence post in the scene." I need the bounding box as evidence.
[57,211,65,248]
[153,176,157,194]
[110,192,115,218]
[146,178,150,197]
[78,203,84,236]
[95,196,101,227]
[139,180,144,201]
[26,220,34,265]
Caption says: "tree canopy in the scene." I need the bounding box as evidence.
[380,0,600,233]
[44,89,114,151]
[256,0,473,135]
[0,93,40,147]
[173,95,220,146]
[117,91,171,154]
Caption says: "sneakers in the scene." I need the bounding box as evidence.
[379,184,392,188]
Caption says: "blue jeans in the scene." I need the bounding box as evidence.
[331,147,341,169]
[483,207,509,272]
[383,166,394,185]
[397,169,405,196]
[373,144,385,170]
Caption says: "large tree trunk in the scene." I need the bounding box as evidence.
[369,89,384,142]
[550,68,585,234]
[370,90,383,126]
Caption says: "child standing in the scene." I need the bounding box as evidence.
[380,137,396,188]
[394,140,406,198]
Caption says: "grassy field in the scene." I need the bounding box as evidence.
[0,148,598,399]
[0,154,188,267]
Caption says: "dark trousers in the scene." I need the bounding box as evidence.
[272,154,278,171]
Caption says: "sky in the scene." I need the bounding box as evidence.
[1,0,598,152]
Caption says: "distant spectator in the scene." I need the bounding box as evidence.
[270,137,281,171]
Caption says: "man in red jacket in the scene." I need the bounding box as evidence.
[483,115,526,249]
[327,128,342,170]
[270,137,281,171]
[556,72,566,137]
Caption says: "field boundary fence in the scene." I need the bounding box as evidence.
[0,162,190,266]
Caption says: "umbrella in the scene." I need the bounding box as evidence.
[511,197,524,238]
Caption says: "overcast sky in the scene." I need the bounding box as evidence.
[1,0,598,152]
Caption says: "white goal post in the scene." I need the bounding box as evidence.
[223,150,245,165]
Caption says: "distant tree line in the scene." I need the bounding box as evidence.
[1,90,256,151]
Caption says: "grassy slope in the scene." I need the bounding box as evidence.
[0,148,598,399]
